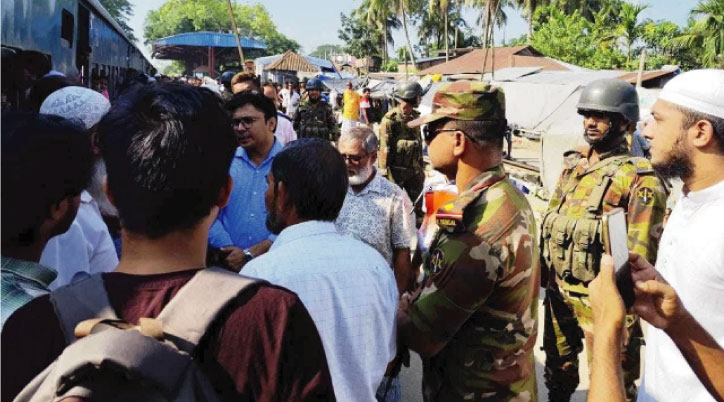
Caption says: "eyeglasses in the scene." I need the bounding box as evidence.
[423,126,460,142]
[340,152,370,165]
[231,116,261,129]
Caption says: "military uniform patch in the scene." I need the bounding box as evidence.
[637,187,654,206]
[429,248,444,274]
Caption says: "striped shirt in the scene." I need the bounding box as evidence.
[1,256,56,327]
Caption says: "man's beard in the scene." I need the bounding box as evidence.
[265,190,286,235]
[584,127,625,153]
[348,163,374,186]
[652,131,693,180]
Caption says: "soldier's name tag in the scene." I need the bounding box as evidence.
[436,215,465,233]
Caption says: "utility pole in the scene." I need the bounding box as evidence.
[636,49,647,87]
[226,0,245,67]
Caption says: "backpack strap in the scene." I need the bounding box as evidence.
[50,274,119,345]
[156,267,258,354]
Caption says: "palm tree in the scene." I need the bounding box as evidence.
[616,2,649,68]
[429,0,453,61]
[466,0,511,44]
[353,1,401,63]
[512,0,547,42]
[355,0,420,69]
[677,0,724,67]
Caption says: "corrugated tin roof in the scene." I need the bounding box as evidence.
[617,69,678,84]
[264,51,318,72]
[419,46,574,75]
[152,32,267,49]
[255,53,336,71]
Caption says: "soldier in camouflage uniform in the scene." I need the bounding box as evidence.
[293,78,339,142]
[397,82,540,402]
[540,79,668,402]
[379,82,426,223]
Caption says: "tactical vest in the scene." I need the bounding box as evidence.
[298,104,333,141]
[386,110,423,181]
[541,155,641,283]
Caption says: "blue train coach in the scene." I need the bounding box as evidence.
[2,0,153,105]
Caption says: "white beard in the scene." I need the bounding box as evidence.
[348,164,375,185]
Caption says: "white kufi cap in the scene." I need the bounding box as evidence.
[40,86,111,130]
[659,69,724,119]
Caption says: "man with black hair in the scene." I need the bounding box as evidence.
[243,138,398,402]
[209,91,283,270]
[541,78,668,401]
[396,82,539,402]
[231,71,258,94]
[2,84,335,401]
[1,113,93,326]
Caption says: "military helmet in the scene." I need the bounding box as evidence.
[577,79,640,123]
[220,71,236,86]
[396,82,423,102]
[306,78,324,90]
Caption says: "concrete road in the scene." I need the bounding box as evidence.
[398,296,591,402]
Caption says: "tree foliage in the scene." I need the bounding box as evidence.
[310,44,346,59]
[98,0,136,42]
[338,13,384,67]
[143,0,299,55]
[674,0,724,67]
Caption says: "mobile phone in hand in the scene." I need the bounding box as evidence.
[602,208,635,309]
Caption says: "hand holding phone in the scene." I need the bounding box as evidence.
[602,208,635,309]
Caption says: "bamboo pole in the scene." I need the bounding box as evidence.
[226,0,245,67]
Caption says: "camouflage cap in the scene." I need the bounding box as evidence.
[408,81,506,128]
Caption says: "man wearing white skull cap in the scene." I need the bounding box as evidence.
[38,86,119,289]
[632,69,724,402]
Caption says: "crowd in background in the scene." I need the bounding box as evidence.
[1,55,723,402]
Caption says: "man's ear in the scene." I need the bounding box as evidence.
[452,131,467,157]
[216,175,233,208]
[690,119,716,149]
[48,199,71,222]
[267,116,277,134]
[102,176,117,207]
[276,181,289,211]
[370,150,378,164]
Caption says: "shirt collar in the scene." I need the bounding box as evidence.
[1,256,57,287]
[682,178,724,204]
[349,170,384,196]
[235,138,283,165]
[270,221,337,251]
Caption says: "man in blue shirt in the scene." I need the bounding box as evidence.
[209,92,283,271]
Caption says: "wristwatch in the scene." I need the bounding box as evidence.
[242,249,254,265]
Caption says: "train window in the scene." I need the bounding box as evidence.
[61,9,74,47]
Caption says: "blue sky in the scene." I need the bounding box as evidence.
[128,0,700,67]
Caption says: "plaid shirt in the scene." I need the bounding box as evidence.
[1,256,56,327]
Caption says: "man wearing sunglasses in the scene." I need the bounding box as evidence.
[395,81,540,402]
[540,79,668,402]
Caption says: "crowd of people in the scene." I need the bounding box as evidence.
[0,58,722,402]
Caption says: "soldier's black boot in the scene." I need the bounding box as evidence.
[544,358,579,402]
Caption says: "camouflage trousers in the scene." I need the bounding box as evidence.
[543,278,642,402]
[388,167,425,226]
